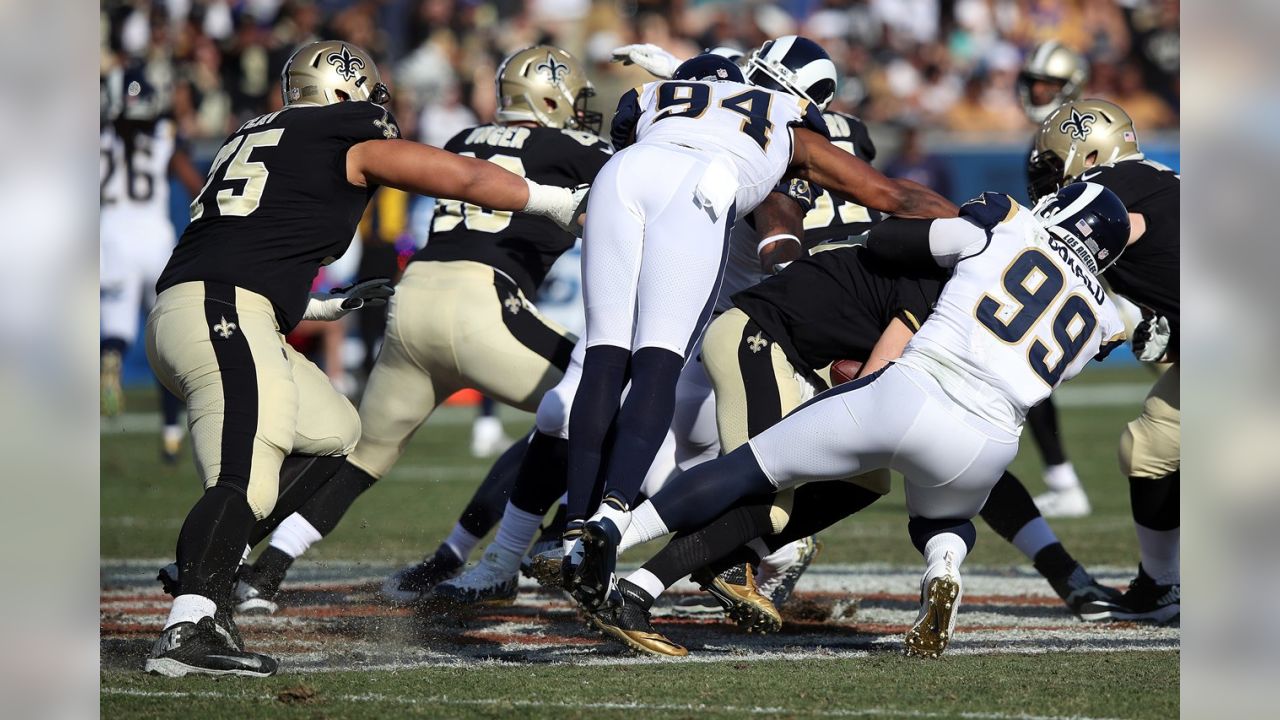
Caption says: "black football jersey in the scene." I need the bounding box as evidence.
[1084,158,1180,333]
[732,245,945,376]
[156,101,400,331]
[414,125,612,296]
[800,111,881,243]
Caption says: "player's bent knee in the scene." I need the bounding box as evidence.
[535,384,574,439]
[768,489,795,534]
[245,477,280,521]
[1119,416,1180,480]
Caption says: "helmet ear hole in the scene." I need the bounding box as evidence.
[544,98,558,112]
[334,89,350,102]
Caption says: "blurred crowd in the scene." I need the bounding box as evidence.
[102,0,1179,146]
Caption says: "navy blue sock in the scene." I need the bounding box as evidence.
[566,345,630,522]
[599,346,685,508]
[457,431,526,537]
[908,517,977,555]
[649,444,776,534]
[510,431,569,516]
[101,337,127,356]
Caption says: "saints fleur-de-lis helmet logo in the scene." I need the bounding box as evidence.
[535,53,570,84]
[327,45,365,81]
[1059,108,1097,141]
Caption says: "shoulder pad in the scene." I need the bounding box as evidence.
[958,192,1018,230]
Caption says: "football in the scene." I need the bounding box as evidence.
[829,358,864,386]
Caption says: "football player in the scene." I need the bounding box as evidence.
[1028,100,1180,622]
[142,40,586,678]
[1015,40,1094,517]
[99,63,205,461]
[592,224,1119,656]
[577,183,1130,657]
[226,45,612,614]
[565,51,956,612]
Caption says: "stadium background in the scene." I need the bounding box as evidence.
[102,0,1178,388]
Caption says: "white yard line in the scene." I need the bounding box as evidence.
[101,687,1127,720]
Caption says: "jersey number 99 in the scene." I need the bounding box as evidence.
[975,249,1098,386]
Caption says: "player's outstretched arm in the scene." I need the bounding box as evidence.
[789,129,958,220]
[346,139,583,229]
[751,192,807,273]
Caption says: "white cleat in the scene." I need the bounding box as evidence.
[905,553,963,658]
[1033,486,1092,518]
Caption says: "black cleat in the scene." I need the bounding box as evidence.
[234,548,293,615]
[1079,566,1179,623]
[380,544,465,605]
[1048,563,1123,617]
[571,519,621,612]
[588,581,687,657]
[144,616,278,678]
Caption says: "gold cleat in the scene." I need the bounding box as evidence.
[693,563,782,634]
[588,590,688,657]
[101,350,124,417]
[905,575,961,658]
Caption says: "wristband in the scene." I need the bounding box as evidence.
[757,234,800,255]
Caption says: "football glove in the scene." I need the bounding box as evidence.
[303,278,395,321]
[523,179,589,234]
[1132,313,1172,363]
[610,44,680,79]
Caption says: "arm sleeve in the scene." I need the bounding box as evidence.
[610,88,643,150]
[864,217,938,269]
[772,177,820,214]
[333,103,401,144]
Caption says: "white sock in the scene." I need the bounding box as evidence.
[1043,462,1081,492]
[163,425,184,443]
[164,594,217,629]
[590,500,632,539]
[923,532,969,579]
[269,513,323,559]
[1011,517,1058,561]
[443,524,481,561]
[625,568,667,601]
[479,541,523,574]
[493,502,543,559]
[1135,525,1180,585]
[618,502,668,553]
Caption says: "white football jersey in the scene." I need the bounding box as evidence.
[897,193,1127,431]
[100,118,176,227]
[629,80,817,214]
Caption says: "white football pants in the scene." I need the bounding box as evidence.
[748,363,1022,519]
[580,143,735,358]
[100,216,173,345]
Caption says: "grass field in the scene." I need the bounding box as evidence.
[101,364,1178,719]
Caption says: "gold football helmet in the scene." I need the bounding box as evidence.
[1027,99,1143,201]
[1017,41,1089,123]
[281,40,390,107]
[496,46,601,134]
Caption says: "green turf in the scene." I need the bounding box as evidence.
[102,651,1178,719]
[103,365,1155,568]
[102,364,1175,719]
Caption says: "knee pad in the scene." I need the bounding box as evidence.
[1119,411,1180,479]
[336,402,362,456]
[768,489,795,534]
[535,382,574,439]
[245,476,280,521]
